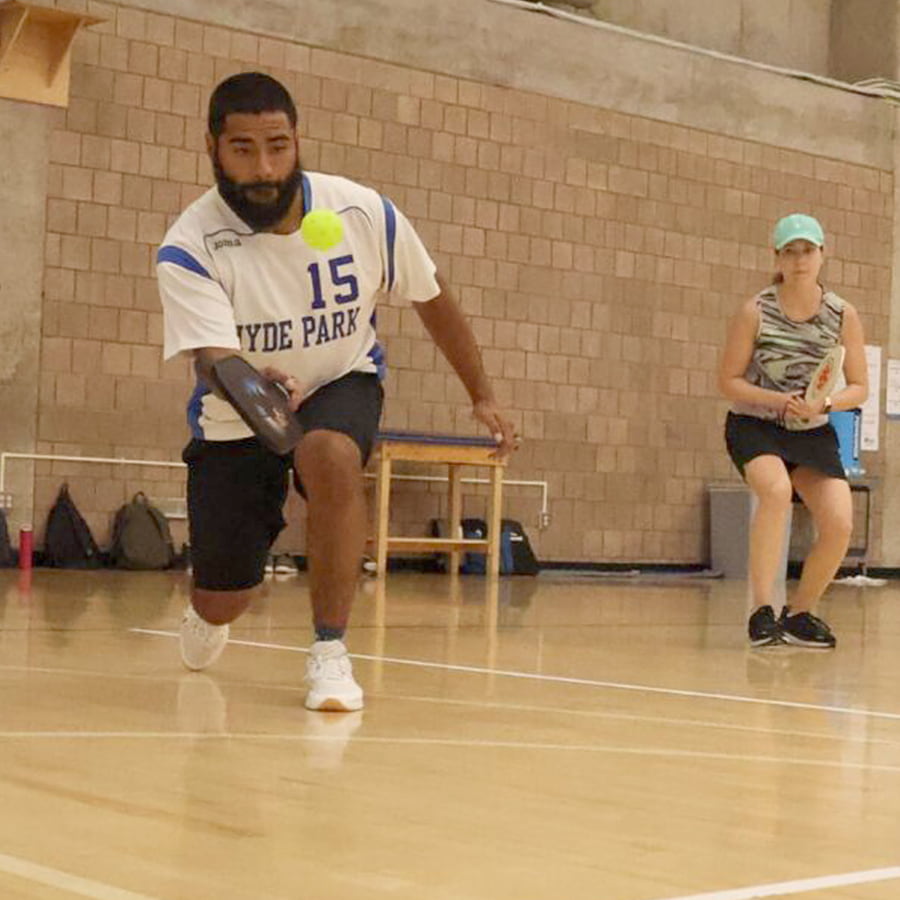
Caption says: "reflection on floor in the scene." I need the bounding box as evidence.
[1,568,899,900]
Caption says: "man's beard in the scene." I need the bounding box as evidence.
[213,154,303,231]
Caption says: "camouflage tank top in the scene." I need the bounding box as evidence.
[732,284,845,428]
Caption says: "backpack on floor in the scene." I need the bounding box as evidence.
[109,492,175,570]
[499,518,539,576]
[428,518,540,575]
[43,484,102,569]
[428,517,487,574]
[428,518,449,572]
[0,509,14,567]
[459,517,488,574]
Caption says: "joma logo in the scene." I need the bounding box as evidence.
[212,237,242,250]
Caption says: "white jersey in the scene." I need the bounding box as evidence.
[157,171,440,441]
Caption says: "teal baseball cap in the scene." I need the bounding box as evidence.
[772,213,825,251]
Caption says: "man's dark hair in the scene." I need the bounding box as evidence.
[208,72,297,137]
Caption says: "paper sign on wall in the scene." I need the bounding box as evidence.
[861,344,881,451]
[887,359,900,418]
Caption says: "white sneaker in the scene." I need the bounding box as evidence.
[180,604,229,671]
[305,640,364,711]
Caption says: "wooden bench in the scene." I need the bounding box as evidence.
[371,431,507,577]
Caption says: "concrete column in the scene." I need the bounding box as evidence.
[0,98,50,533]
[882,103,900,566]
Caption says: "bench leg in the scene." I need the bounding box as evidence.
[487,465,503,576]
[448,463,462,575]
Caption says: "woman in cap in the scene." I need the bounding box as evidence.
[717,214,868,648]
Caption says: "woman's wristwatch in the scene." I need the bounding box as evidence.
[823,396,833,413]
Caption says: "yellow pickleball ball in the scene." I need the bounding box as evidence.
[300,208,344,251]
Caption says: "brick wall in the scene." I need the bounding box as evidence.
[31,0,891,563]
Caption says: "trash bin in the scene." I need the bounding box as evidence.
[708,484,752,578]
[708,483,792,579]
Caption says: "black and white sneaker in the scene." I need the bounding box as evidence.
[779,608,836,649]
[748,605,782,647]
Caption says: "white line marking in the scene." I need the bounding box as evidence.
[0,851,160,900]
[652,866,900,899]
[131,628,900,722]
[0,664,182,685]
[9,664,900,748]
[2,731,900,773]
[385,693,900,748]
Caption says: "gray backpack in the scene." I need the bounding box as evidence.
[109,493,174,570]
[0,509,13,567]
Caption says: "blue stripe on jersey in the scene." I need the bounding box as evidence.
[157,245,211,279]
[368,341,386,380]
[187,380,209,438]
[302,174,312,215]
[381,196,396,290]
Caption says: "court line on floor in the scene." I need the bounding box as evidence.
[652,865,900,899]
[6,663,900,750]
[0,851,159,900]
[4,730,900,774]
[385,692,900,747]
[131,628,900,722]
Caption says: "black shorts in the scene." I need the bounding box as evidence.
[725,412,846,481]
[184,372,383,591]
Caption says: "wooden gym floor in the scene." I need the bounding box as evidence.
[0,567,899,900]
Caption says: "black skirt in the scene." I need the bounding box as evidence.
[725,412,846,480]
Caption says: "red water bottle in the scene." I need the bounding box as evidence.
[18,525,33,570]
